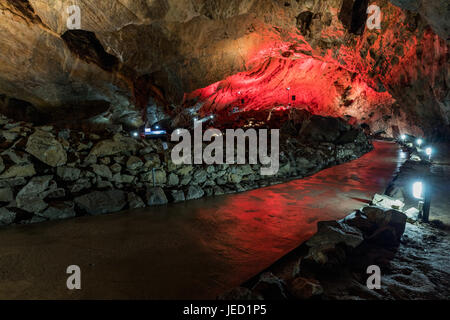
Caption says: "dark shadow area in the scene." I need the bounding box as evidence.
[61,30,120,72]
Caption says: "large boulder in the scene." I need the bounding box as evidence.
[0,164,36,179]
[89,134,138,158]
[39,201,76,220]
[362,206,407,245]
[145,187,168,206]
[16,175,53,213]
[25,130,67,167]
[74,190,126,215]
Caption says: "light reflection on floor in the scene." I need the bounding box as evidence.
[0,141,403,299]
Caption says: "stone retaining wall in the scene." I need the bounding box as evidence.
[0,114,372,227]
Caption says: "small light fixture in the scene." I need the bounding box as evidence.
[132,131,139,137]
[401,134,406,141]
[154,125,160,130]
[145,128,151,133]
[413,181,423,200]
[416,138,423,147]
[425,147,433,161]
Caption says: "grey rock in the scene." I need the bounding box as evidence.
[218,287,263,300]
[146,187,168,206]
[26,130,67,167]
[0,163,36,179]
[89,133,138,157]
[0,177,27,188]
[0,187,14,202]
[168,173,179,186]
[362,206,407,244]
[171,190,185,203]
[305,220,364,266]
[252,272,288,300]
[74,190,126,215]
[39,201,76,220]
[143,153,161,168]
[0,207,16,225]
[46,188,66,199]
[193,169,207,184]
[300,116,348,143]
[97,179,113,189]
[16,175,53,213]
[56,166,81,181]
[126,156,143,170]
[288,277,324,300]
[91,164,113,180]
[127,192,146,209]
[186,185,205,200]
[141,169,166,185]
[110,163,122,173]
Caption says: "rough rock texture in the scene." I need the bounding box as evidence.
[0,112,372,227]
[0,0,448,137]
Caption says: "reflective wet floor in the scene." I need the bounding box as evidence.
[0,141,404,299]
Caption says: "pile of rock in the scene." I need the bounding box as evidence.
[0,113,372,227]
[219,196,408,300]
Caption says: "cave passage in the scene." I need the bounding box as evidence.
[0,142,404,299]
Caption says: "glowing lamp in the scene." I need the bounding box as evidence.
[154,125,160,130]
[416,139,423,147]
[412,181,423,200]
[145,128,151,133]
[400,134,406,141]
[425,147,432,156]
[132,131,139,137]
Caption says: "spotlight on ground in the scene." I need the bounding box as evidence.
[413,181,423,200]
[416,138,423,147]
[425,147,432,157]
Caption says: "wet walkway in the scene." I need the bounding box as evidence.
[0,141,404,299]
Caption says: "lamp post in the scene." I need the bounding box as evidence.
[416,138,423,148]
[425,147,432,161]
[413,181,431,223]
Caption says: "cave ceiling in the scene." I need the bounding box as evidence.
[0,0,448,136]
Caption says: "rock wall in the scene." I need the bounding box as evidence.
[0,0,448,137]
[0,112,372,227]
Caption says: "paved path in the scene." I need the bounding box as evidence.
[0,141,403,299]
